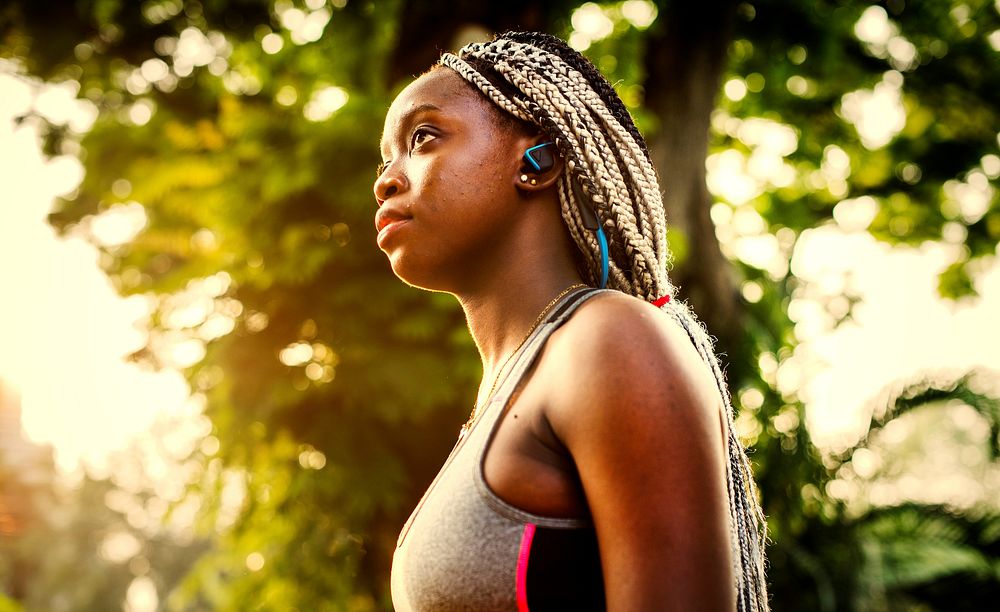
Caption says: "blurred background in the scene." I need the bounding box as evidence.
[1,0,999,610]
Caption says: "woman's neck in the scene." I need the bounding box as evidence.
[431,186,586,401]
[455,235,584,403]
[460,275,584,368]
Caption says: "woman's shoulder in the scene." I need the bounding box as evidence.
[553,290,709,377]
[542,289,724,438]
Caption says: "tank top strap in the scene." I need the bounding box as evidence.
[484,287,612,420]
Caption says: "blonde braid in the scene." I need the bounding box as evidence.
[514,52,667,266]
[440,32,769,611]
[447,45,659,295]
[497,51,659,294]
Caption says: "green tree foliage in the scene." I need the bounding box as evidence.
[2,0,999,610]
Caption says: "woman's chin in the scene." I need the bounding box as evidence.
[387,253,433,290]
[387,254,463,294]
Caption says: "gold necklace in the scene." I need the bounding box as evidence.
[460,283,587,438]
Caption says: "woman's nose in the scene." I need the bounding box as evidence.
[373,164,406,206]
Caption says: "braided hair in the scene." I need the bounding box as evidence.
[439,32,770,611]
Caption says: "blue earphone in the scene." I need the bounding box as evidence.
[523,142,556,172]
[522,142,609,289]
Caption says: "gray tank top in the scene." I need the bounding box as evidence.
[391,287,608,611]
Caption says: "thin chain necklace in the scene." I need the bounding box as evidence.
[460,283,587,439]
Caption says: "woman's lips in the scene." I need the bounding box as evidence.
[374,205,409,231]
[375,209,410,247]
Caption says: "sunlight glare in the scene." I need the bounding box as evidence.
[944,171,994,224]
[160,336,207,369]
[832,196,879,232]
[738,118,798,156]
[708,118,798,203]
[621,0,658,28]
[99,530,142,563]
[304,85,349,121]
[90,201,148,246]
[734,234,782,275]
[854,7,893,46]
[1,74,197,474]
[0,71,32,117]
[990,29,1000,52]
[127,99,156,125]
[724,78,747,102]
[140,58,169,83]
[742,280,764,303]
[569,3,615,50]
[785,75,812,97]
[982,154,1000,179]
[46,155,86,197]
[34,80,97,133]
[216,468,247,531]
[175,27,216,69]
[792,228,1000,448]
[279,342,313,367]
[276,84,298,105]
[277,2,331,45]
[707,150,761,205]
[246,552,265,571]
[840,72,906,149]
[279,7,306,31]
[262,32,284,55]
[853,6,920,71]
[124,576,158,612]
[821,145,851,182]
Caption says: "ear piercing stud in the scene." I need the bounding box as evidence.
[519,174,537,186]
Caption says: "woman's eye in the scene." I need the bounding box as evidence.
[411,128,435,149]
[376,161,390,177]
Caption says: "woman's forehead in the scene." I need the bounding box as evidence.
[382,70,485,137]
[393,68,468,110]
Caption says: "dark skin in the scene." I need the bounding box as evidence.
[375,68,735,611]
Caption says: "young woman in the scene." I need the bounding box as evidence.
[374,32,768,611]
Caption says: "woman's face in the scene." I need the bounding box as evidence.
[374,68,532,292]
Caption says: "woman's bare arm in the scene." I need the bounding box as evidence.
[547,293,736,611]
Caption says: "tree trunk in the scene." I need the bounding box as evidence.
[644,0,744,363]
[386,1,578,87]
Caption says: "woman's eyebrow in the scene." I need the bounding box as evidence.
[380,103,442,157]
[399,103,442,127]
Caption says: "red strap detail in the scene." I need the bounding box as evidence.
[651,294,671,307]
[516,523,536,611]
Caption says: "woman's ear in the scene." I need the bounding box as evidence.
[514,139,564,193]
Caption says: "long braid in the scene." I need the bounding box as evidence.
[440,32,769,611]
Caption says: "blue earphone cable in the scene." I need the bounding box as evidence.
[596,226,609,289]
[523,142,607,288]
